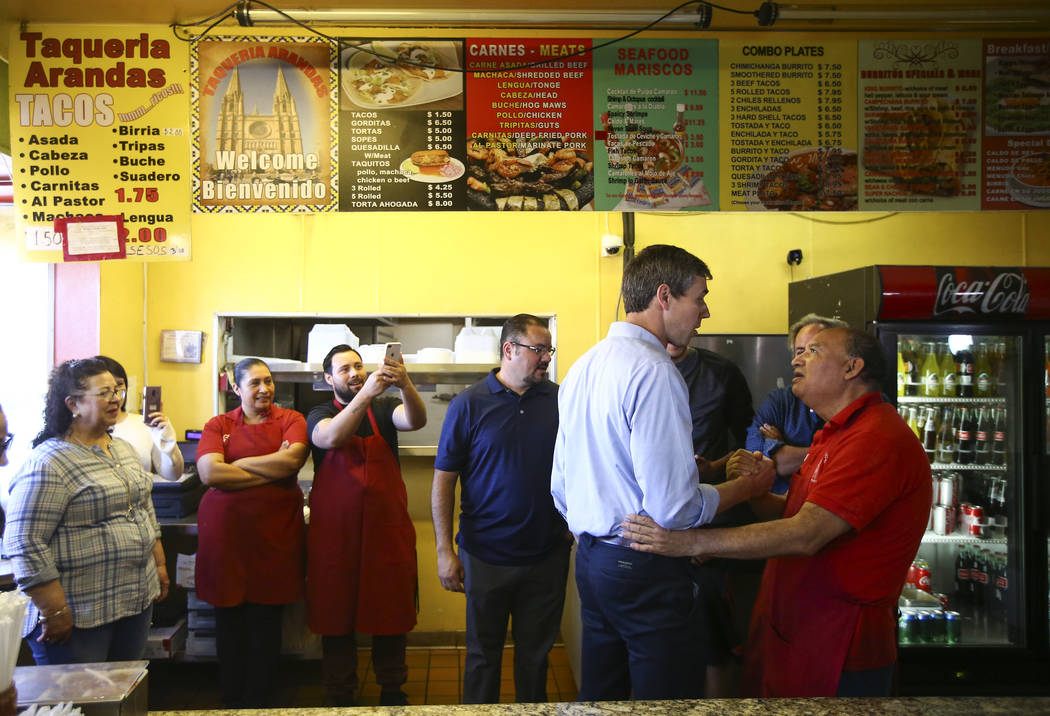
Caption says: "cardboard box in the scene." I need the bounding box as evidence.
[146,618,186,660]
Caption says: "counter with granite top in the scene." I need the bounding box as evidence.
[151,697,1050,715]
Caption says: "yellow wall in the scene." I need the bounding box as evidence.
[83,208,1050,631]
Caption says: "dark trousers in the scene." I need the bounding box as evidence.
[322,632,407,702]
[837,664,896,696]
[214,602,284,708]
[460,543,571,704]
[575,534,699,701]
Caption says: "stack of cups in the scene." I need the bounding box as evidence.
[0,591,29,716]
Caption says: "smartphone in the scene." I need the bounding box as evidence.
[384,342,402,363]
[143,386,162,416]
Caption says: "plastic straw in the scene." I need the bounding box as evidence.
[0,591,28,688]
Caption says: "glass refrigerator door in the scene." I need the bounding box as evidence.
[896,333,1023,648]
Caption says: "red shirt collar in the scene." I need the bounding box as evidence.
[818,391,883,439]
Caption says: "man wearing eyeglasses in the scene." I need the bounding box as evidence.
[551,244,775,701]
[744,313,847,494]
[432,314,570,704]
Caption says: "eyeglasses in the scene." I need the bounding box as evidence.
[1,434,12,454]
[510,341,556,357]
[75,387,127,402]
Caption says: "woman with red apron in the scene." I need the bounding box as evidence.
[196,358,309,708]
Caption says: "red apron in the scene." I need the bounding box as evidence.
[307,403,417,635]
[196,416,305,607]
[741,470,861,697]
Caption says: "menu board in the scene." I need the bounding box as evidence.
[10,26,1050,242]
[592,39,718,211]
[9,25,191,260]
[192,37,337,213]
[719,39,858,212]
[337,39,466,211]
[981,38,1050,210]
[463,38,594,211]
[858,39,982,210]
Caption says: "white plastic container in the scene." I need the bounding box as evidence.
[307,324,359,364]
[418,347,455,363]
[356,343,386,364]
[454,327,500,363]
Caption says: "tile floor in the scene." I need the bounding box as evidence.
[147,645,577,709]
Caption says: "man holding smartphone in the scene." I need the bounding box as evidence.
[306,343,427,706]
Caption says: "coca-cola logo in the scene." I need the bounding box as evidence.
[933,270,1031,317]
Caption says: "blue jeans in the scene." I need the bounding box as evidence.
[27,605,152,665]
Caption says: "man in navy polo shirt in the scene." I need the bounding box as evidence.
[432,314,570,704]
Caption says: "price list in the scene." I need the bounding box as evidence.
[718,39,858,211]
[859,39,981,210]
[981,38,1050,211]
[11,26,191,260]
[337,39,467,212]
[592,39,719,211]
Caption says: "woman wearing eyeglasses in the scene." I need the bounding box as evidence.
[195,357,308,708]
[2,359,168,664]
[94,356,184,481]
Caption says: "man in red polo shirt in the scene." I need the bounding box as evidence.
[621,326,931,697]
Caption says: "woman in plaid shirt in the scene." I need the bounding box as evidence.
[3,358,168,664]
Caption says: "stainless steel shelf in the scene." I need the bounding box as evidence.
[931,462,1008,471]
[921,531,1007,545]
[266,362,496,385]
[899,396,1006,404]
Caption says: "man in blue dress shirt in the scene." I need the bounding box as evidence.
[744,313,847,493]
[433,314,570,704]
[551,244,775,701]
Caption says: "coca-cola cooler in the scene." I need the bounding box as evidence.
[789,265,1050,695]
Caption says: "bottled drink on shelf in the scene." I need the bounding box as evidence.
[897,349,907,397]
[941,343,958,398]
[955,545,971,609]
[907,339,924,397]
[922,407,937,462]
[974,407,991,463]
[958,346,976,398]
[956,406,975,464]
[921,342,941,397]
[992,341,1007,398]
[989,477,1007,520]
[991,407,1007,466]
[937,407,955,464]
[907,407,921,440]
[972,549,988,610]
[975,342,993,397]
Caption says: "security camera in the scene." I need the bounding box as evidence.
[601,233,624,257]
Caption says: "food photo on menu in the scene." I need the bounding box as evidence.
[600,111,711,211]
[864,96,977,198]
[749,146,859,211]
[464,135,595,210]
[340,40,464,111]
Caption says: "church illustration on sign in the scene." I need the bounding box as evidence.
[204,65,321,186]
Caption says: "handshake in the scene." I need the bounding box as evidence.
[725,449,777,499]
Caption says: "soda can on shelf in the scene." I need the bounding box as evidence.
[916,613,931,643]
[933,505,950,535]
[899,612,915,644]
[934,592,950,610]
[915,559,932,592]
[945,611,962,644]
[937,475,955,505]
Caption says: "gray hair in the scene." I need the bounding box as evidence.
[788,313,848,350]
